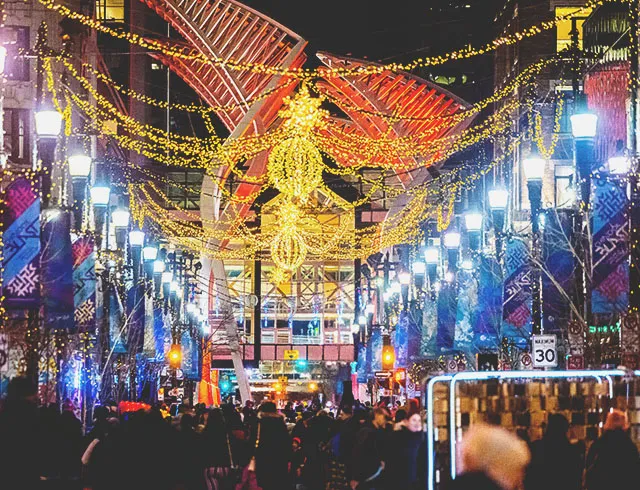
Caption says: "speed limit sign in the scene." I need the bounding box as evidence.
[532,335,557,368]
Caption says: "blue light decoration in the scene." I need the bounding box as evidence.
[109,286,126,354]
[295,359,308,370]
[394,310,410,366]
[542,210,575,334]
[219,378,232,392]
[126,280,145,353]
[591,177,629,314]
[501,238,532,348]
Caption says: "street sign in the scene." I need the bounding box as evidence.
[374,370,392,379]
[284,349,299,360]
[532,334,557,368]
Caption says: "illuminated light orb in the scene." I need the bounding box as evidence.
[267,136,324,199]
[271,228,308,273]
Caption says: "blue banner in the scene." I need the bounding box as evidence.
[126,283,145,354]
[368,327,382,372]
[181,328,200,381]
[476,256,502,349]
[455,269,476,355]
[3,178,40,308]
[42,210,74,331]
[109,287,126,354]
[421,292,438,357]
[592,178,629,314]
[542,210,575,333]
[72,235,96,330]
[436,281,457,352]
[395,310,409,366]
[502,238,532,347]
[407,302,423,363]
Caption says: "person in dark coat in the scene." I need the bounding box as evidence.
[0,377,42,490]
[385,408,426,490]
[176,414,203,490]
[448,424,530,490]
[585,409,640,490]
[350,407,390,490]
[526,413,583,490]
[202,408,235,490]
[254,402,292,490]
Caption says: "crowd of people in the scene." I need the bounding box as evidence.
[1,375,640,490]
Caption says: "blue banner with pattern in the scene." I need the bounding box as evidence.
[502,238,532,347]
[181,328,200,381]
[436,281,457,353]
[476,256,503,349]
[72,235,96,330]
[455,269,476,354]
[3,178,40,308]
[421,292,438,357]
[542,210,575,333]
[42,211,74,331]
[592,178,629,314]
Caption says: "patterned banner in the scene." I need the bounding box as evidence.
[395,310,409,366]
[475,256,502,349]
[592,178,629,314]
[367,327,382,372]
[109,287,126,354]
[72,235,96,330]
[542,210,575,334]
[41,211,74,331]
[2,178,40,308]
[502,238,532,347]
[181,328,200,381]
[142,296,155,358]
[454,269,477,355]
[436,281,457,353]
[421,292,438,357]
[126,283,145,354]
[407,301,423,363]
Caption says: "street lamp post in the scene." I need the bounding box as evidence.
[524,152,546,335]
[112,207,130,250]
[90,184,111,250]
[488,188,509,260]
[465,211,483,252]
[68,152,92,230]
[571,102,597,338]
[35,108,63,208]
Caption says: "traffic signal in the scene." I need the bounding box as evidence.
[382,335,395,370]
[168,344,182,368]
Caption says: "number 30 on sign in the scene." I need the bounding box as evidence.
[532,335,557,368]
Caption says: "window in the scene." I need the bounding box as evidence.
[555,165,575,208]
[3,109,31,166]
[556,7,593,53]
[4,27,29,81]
[95,0,125,22]
[166,171,203,210]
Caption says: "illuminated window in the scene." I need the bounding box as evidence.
[166,171,202,210]
[3,109,31,166]
[556,7,592,53]
[95,0,125,22]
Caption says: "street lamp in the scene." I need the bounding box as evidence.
[524,151,546,335]
[488,188,508,260]
[424,246,439,291]
[68,153,92,231]
[143,245,158,262]
[443,231,460,273]
[465,212,483,251]
[128,229,145,248]
[35,108,63,208]
[111,207,130,249]
[90,184,111,250]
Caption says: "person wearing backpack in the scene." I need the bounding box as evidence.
[585,409,640,490]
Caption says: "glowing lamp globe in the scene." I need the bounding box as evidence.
[142,246,158,262]
[365,303,375,315]
[35,110,63,138]
[465,212,483,232]
[153,260,165,274]
[186,303,196,314]
[111,208,130,229]
[523,155,546,181]
[389,282,401,294]
[488,189,509,210]
[68,154,92,179]
[358,315,367,326]
[412,261,426,275]
[398,271,411,285]
[128,229,145,247]
[461,259,474,271]
[90,186,111,208]
[170,281,180,294]
[425,247,439,264]
[443,231,461,249]
[608,156,630,175]
[570,113,598,139]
